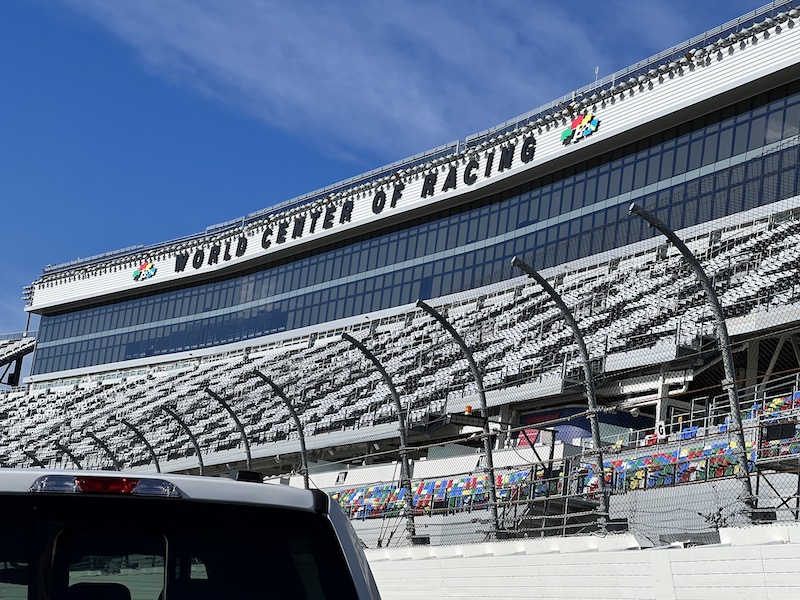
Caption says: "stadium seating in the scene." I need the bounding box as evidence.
[328,434,765,519]
[1,210,800,482]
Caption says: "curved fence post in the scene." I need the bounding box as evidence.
[113,417,160,473]
[629,203,754,508]
[415,299,500,537]
[55,439,83,470]
[511,256,610,526]
[24,450,45,469]
[161,405,204,476]
[205,388,252,471]
[342,332,417,541]
[253,370,310,489]
[85,430,121,471]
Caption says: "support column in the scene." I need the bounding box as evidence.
[745,339,761,404]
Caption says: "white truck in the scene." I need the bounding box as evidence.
[0,468,382,599]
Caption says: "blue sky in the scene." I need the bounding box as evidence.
[0,0,765,335]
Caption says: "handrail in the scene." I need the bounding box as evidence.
[0,331,36,342]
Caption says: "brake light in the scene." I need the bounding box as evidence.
[29,475,182,497]
[76,476,139,494]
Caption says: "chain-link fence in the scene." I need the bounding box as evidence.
[3,142,800,557]
[323,409,799,548]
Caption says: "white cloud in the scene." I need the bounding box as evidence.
[60,0,761,160]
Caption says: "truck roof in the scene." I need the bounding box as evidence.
[0,467,321,511]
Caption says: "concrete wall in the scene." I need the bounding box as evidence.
[365,523,800,599]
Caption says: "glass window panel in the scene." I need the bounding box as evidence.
[582,176,597,206]
[506,202,519,230]
[579,214,593,235]
[516,193,530,225]
[764,152,780,174]
[785,103,800,137]
[766,108,784,144]
[608,168,621,197]
[762,173,779,204]
[411,229,425,256]
[538,192,551,220]
[569,180,582,209]
[732,122,749,155]
[747,159,762,180]
[550,186,563,212]
[702,133,717,166]
[729,184,744,212]
[561,184,574,212]
[620,163,634,193]
[748,115,766,150]
[486,207,501,237]
[646,154,660,185]
[368,248,380,270]
[674,143,689,174]
[422,226,439,256]
[688,139,703,170]
[595,171,609,200]
[633,158,647,189]
[660,147,675,178]
[454,218,468,246]
[718,127,733,160]
[780,163,796,197]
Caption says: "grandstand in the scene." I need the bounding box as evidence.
[3,3,800,583]
[0,333,34,387]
